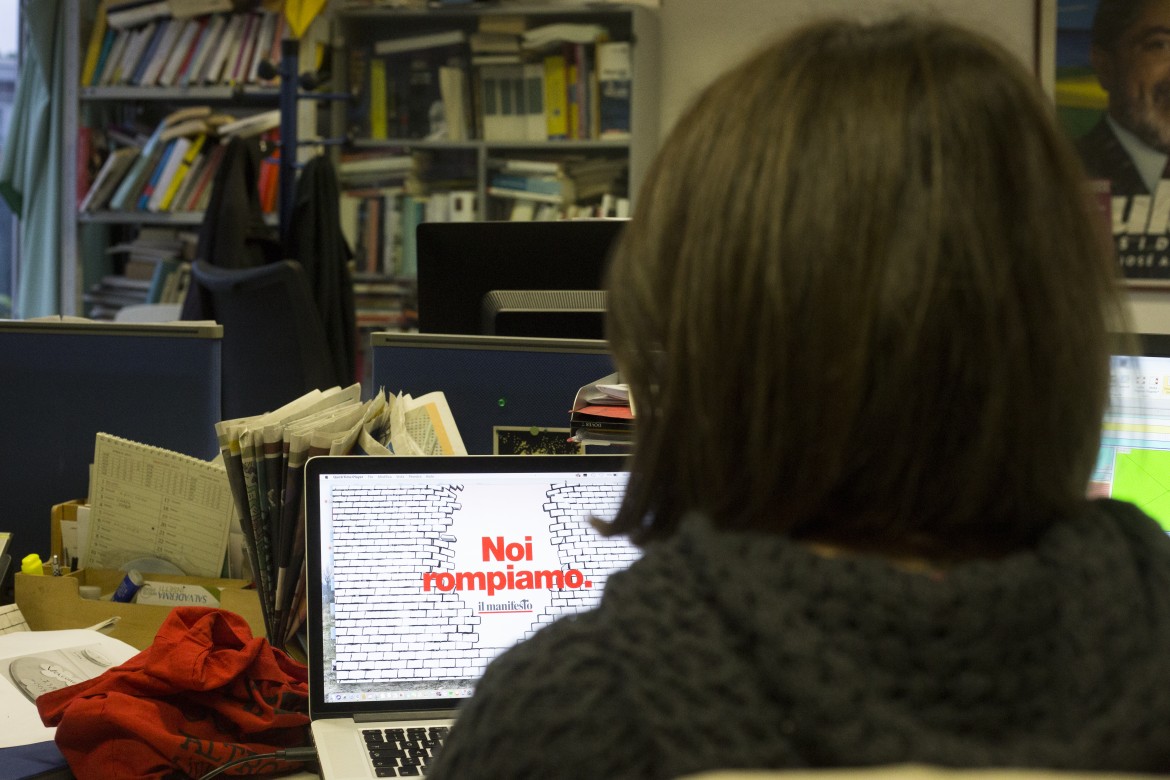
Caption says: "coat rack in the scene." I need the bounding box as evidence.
[273,37,350,246]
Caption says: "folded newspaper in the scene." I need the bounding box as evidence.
[215,385,466,649]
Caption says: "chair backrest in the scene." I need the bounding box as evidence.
[188,260,338,419]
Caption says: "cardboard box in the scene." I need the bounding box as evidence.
[15,569,264,650]
[50,498,85,565]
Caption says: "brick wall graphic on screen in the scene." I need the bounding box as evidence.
[526,481,639,638]
[330,480,635,686]
[331,483,483,685]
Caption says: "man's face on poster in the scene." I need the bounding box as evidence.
[1095,0,1170,153]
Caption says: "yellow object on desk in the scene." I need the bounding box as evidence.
[19,554,43,576]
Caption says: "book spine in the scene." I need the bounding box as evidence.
[261,11,285,85]
[596,40,632,140]
[90,28,117,87]
[107,0,170,30]
[183,141,225,211]
[168,144,207,211]
[109,123,164,210]
[129,20,165,84]
[97,28,128,85]
[158,18,199,86]
[490,173,562,196]
[543,53,568,141]
[139,17,181,85]
[171,16,208,85]
[203,13,242,84]
[141,138,181,211]
[159,133,205,211]
[111,24,145,84]
[566,45,580,141]
[522,62,545,142]
[76,127,94,209]
[227,12,257,85]
[185,13,226,86]
[368,56,388,140]
[81,0,111,86]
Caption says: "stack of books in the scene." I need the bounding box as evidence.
[570,374,634,447]
[80,106,281,216]
[487,155,627,220]
[84,227,197,318]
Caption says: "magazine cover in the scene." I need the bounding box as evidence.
[1054,0,1170,283]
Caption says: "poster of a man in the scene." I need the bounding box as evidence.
[1063,0,1170,280]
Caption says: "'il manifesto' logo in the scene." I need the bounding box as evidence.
[422,536,594,597]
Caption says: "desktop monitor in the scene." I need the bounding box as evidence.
[370,332,617,455]
[0,320,223,559]
[415,219,627,338]
[1093,333,1170,531]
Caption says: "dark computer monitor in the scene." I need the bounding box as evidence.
[415,219,627,338]
[370,332,617,455]
[0,320,223,559]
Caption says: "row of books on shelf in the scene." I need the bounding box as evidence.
[80,106,281,215]
[338,147,626,197]
[352,274,417,341]
[84,227,197,319]
[341,187,461,278]
[83,0,284,89]
[350,19,632,143]
[501,194,629,222]
[337,152,627,275]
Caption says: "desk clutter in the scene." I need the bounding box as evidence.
[12,382,466,658]
[0,363,634,779]
[0,607,314,780]
[214,383,465,650]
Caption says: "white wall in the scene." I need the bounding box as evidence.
[655,0,1170,333]
[657,0,1035,139]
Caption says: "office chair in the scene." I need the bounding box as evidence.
[187,260,339,419]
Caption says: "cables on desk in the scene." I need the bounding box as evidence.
[195,745,318,780]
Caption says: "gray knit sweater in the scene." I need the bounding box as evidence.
[427,499,1170,779]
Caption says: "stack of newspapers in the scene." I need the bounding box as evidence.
[216,384,466,649]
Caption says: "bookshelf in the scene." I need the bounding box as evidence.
[329,2,658,362]
[62,0,313,317]
[328,2,660,274]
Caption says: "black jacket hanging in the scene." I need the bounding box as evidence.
[283,154,356,387]
[181,135,282,320]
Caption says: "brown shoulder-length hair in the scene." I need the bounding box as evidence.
[603,15,1126,557]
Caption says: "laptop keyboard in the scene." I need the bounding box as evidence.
[363,726,449,777]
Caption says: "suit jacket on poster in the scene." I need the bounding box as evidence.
[1076,116,1150,196]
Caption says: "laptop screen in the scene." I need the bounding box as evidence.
[1091,334,1170,531]
[305,454,638,718]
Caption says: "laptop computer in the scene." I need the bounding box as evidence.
[305,454,639,779]
[1092,333,1170,532]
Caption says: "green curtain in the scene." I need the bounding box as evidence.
[0,0,64,317]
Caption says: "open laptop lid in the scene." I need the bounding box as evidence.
[1095,334,1170,527]
[305,454,635,721]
